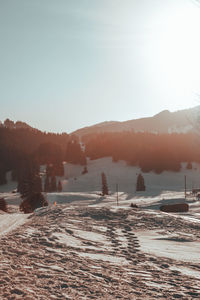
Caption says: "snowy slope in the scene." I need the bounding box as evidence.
[1,158,200,298]
[61,158,200,194]
[0,212,29,236]
[0,204,200,299]
[43,158,200,208]
[1,157,200,209]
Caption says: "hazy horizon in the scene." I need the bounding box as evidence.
[1,0,200,132]
[0,104,199,134]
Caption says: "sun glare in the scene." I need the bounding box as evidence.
[145,2,200,108]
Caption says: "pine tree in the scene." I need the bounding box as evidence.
[18,173,42,198]
[65,140,86,165]
[82,166,88,175]
[136,173,146,191]
[101,172,109,196]
[0,198,8,212]
[20,192,48,213]
[54,162,64,176]
[57,180,62,192]
[18,160,48,213]
[34,174,42,192]
[50,175,57,192]
[4,118,15,128]
[0,163,7,185]
[19,174,47,213]
[11,169,17,181]
[186,162,192,169]
[44,176,50,192]
[46,164,53,177]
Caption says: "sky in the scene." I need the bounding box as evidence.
[0,0,200,133]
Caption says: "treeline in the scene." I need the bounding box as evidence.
[44,163,63,192]
[0,124,86,185]
[84,131,199,173]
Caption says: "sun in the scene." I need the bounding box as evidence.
[144,1,200,109]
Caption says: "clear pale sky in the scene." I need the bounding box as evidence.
[0,0,200,133]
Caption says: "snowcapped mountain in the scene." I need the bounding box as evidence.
[72,106,200,138]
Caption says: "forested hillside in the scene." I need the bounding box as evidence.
[84,131,199,173]
[0,121,86,185]
[1,118,200,187]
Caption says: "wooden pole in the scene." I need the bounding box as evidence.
[184,175,187,199]
[116,183,119,206]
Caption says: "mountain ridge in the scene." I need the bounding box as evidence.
[72,106,200,138]
[1,106,199,137]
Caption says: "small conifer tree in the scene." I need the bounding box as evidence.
[46,164,53,177]
[50,175,57,192]
[82,166,88,175]
[34,175,42,192]
[136,173,146,191]
[11,169,17,181]
[101,172,109,196]
[0,198,8,212]
[20,192,48,213]
[54,162,64,176]
[44,176,50,192]
[19,175,47,213]
[186,162,192,170]
[0,167,7,185]
[18,161,48,213]
[57,180,62,192]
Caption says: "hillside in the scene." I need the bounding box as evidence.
[72,106,200,139]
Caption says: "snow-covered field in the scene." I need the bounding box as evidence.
[0,157,200,299]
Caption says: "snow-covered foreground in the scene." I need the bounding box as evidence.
[0,202,200,299]
[0,158,200,298]
[0,211,29,236]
